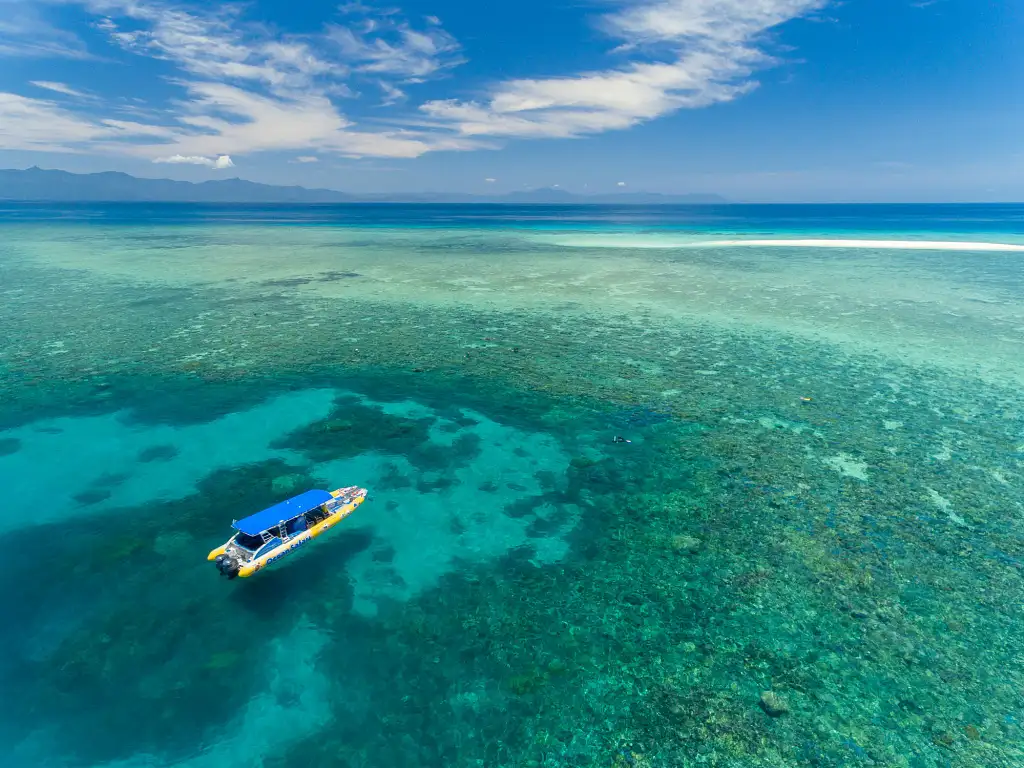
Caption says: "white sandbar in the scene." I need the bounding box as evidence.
[699,239,1024,252]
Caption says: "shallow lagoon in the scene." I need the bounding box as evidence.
[0,203,1021,768]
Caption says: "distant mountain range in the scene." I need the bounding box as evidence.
[0,167,728,204]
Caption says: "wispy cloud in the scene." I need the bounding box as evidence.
[328,6,462,82]
[379,81,407,106]
[421,0,825,139]
[0,91,171,152]
[1,0,824,164]
[30,80,90,97]
[154,153,234,168]
[0,0,92,59]
[90,1,336,91]
[294,155,319,163]
[0,0,477,162]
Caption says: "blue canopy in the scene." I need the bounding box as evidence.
[233,490,333,536]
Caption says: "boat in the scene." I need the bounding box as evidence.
[208,486,367,579]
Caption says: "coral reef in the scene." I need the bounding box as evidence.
[0,214,1021,768]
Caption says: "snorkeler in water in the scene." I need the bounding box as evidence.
[612,436,632,444]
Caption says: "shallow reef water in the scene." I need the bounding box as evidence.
[0,203,1022,768]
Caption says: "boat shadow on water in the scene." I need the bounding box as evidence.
[226,526,376,617]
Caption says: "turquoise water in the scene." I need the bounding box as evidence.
[0,203,1022,767]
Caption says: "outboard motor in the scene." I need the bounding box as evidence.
[214,553,240,579]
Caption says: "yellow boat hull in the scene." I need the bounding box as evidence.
[207,487,365,577]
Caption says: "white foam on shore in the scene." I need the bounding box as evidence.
[700,239,1024,252]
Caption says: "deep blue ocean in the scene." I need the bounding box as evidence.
[0,199,1022,229]
[0,201,1023,236]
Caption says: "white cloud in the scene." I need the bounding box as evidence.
[90,1,335,91]
[295,156,320,163]
[485,177,496,182]
[0,0,477,161]
[421,0,825,139]
[30,81,88,98]
[379,81,406,105]
[0,90,185,154]
[152,154,210,165]
[144,79,477,159]
[0,92,121,152]
[605,0,822,45]
[617,181,627,186]
[327,12,463,82]
[153,154,234,168]
[0,0,825,164]
[0,2,92,59]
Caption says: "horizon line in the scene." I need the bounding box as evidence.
[3,167,1022,205]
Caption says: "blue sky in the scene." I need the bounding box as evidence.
[0,0,1021,201]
